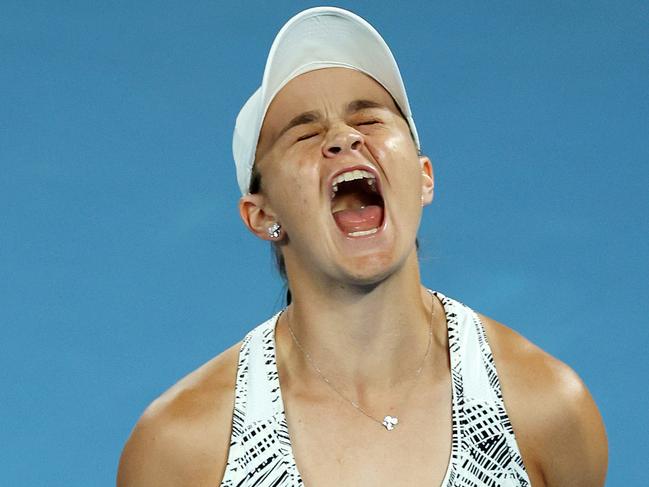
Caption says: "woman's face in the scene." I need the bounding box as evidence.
[245,68,433,287]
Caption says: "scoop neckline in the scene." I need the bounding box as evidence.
[267,289,459,486]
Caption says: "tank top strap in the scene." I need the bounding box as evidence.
[231,312,284,424]
[433,291,531,486]
[222,311,303,486]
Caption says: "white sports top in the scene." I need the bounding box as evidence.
[220,291,532,486]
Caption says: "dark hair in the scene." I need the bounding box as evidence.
[249,164,293,302]
[249,163,263,195]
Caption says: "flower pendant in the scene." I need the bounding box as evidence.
[382,415,399,431]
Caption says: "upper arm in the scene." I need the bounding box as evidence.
[117,408,188,487]
[117,399,233,487]
[539,367,608,487]
[117,343,241,487]
[479,314,608,487]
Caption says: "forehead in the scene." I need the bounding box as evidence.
[257,68,399,151]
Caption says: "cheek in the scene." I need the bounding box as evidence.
[270,165,318,217]
[384,134,403,153]
[380,136,421,185]
[373,129,417,162]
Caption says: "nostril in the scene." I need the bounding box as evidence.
[328,146,341,155]
[351,140,361,150]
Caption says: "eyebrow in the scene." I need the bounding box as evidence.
[276,111,321,140]
[345,99,388,113]
[275,99,389,140]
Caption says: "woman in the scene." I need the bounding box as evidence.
[118,7,607,486]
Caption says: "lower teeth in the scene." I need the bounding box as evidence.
[347,228,378,237]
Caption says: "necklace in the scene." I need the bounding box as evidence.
[286,294,434,431]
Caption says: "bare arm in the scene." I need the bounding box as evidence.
[117,343,240,487]
[539,367,608,487]
[480,314,608,487]
[117,408,203,487]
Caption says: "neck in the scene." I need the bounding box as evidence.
[276,251,446,398]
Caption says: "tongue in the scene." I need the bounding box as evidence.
[332,205,383,234]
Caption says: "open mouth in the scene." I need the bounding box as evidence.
[330,169,384,237]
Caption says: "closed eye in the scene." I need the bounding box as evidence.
[297,132,318,142]
[357,120,380,126]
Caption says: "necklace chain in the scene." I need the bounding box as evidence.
[286,293,435,430]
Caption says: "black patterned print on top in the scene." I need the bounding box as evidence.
[219,291,531,486]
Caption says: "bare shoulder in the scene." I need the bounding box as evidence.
[477,313,608,487]
[117,341,242,487]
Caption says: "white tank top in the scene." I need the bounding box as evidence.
[220,291,532,486]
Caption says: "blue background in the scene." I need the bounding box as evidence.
[2,1,647,485]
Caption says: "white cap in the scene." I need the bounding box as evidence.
[232,6,420,195]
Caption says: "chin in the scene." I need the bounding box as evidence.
[335,251,404,287]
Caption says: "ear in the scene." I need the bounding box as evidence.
[419,155,434,206]
[239,193,283,242]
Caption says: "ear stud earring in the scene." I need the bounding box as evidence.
[267,222,282,239]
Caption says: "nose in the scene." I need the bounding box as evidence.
[322,125,364,158]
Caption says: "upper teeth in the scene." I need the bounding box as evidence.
[331,169,376,195]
